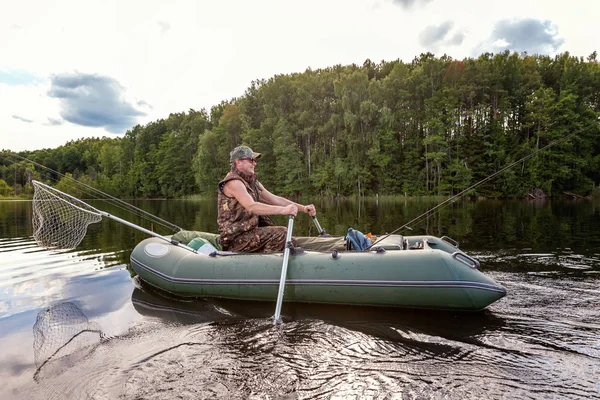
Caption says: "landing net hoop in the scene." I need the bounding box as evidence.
[32,180,102,249]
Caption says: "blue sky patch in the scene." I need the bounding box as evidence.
[0,69,39,86]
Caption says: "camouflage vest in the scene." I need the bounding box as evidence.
[217,168,274,249]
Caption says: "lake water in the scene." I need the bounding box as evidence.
[1,197,599,399]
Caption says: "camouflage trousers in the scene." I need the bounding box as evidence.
[227,226,296,253]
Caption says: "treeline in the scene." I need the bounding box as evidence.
[2,51,600,198]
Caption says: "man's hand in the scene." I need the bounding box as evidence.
[304,204,317,217]
[283,204,298,216]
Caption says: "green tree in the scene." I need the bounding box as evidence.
[0,179,13,196]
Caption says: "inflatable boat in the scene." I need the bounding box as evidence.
[130,232,506,311]
[27,180,505,311]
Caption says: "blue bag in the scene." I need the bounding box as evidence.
[346,228,372,251]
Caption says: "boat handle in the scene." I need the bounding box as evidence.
[441,236,459,248]
[451,252,480,269]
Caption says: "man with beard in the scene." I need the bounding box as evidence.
[217,146,317,253]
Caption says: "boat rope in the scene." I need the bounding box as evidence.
[0,151,181,233]
[368,119,600,250]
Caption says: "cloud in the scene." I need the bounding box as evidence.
[447,31,465,47]
[158,21,171,33]
[482,19,564,54]
[45,117,63,126]
[391,0,433,9]
[419,21,454,47]
[137,99,153,109]
[12,114,33,123]
[47,73,146,133]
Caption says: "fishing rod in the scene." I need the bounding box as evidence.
[1,151,181,233]
[369,120,599,249]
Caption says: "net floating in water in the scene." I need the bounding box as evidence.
[32,180,102,249]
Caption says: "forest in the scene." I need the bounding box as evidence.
[1,51,599,199]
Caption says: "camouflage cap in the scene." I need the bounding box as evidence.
[230,146,262,163]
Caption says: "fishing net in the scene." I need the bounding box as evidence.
[32,180,103,249]
[33,302,104,373]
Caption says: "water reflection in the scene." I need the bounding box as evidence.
[33,302,104,380]
[131,282,241,325]
[131,283,506,343]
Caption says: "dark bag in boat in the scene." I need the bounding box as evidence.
[346,228,372,251]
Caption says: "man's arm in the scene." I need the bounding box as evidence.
[223,180,297,216]
[260,187,317,217]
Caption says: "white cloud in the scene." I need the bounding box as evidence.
[157,21,171,33]
[12,114,33,123]
[494,19,564,54]
[391,0,433,10]
[48,73,147,133]
[492,39,511,49]
[0,0,598,151]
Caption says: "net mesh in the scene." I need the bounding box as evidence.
[33,302,104,370]
[32,181,103,249]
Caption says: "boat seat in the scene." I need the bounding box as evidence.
[371,235,404,250]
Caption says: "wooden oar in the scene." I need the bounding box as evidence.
[273,215,294,324]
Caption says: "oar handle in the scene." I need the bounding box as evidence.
[273,215,294,324]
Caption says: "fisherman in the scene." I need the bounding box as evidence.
[217,145,317,253]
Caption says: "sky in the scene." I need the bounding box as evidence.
[1,0,598,152]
